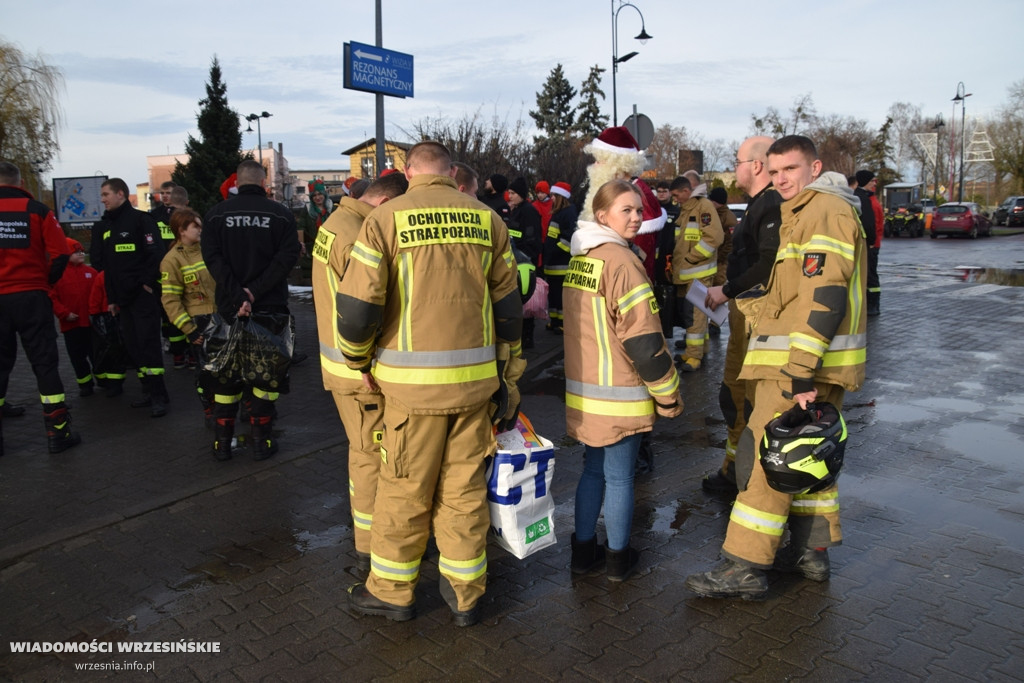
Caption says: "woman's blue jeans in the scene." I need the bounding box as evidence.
[573,433,644,552]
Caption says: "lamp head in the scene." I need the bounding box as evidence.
[635,27,652,44]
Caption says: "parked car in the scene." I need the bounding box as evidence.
[728,203,747,227]
[930,202,993,239]
[993,196,1024,227]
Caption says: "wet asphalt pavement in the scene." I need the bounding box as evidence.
[1,232,1023,681]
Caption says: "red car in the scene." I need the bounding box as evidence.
[930,202,993,239]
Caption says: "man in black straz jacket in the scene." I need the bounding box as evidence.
[202,160,300,461]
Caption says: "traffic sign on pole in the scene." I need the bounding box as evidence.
[343,41,414,99]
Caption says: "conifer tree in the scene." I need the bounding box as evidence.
[172,57,244,215]
[573,65,608,140]
[530,64,577,144]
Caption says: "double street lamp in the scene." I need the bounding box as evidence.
[952,83,971,203]
[611,0,652,127]
[931,115,944,201]
[245,111,273,165]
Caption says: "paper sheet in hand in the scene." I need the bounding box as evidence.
[684,280,729,327]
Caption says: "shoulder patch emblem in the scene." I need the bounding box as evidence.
[802,253,825,277]
[700,212,712,226]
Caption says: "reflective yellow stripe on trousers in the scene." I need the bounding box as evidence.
[729,500,787,537]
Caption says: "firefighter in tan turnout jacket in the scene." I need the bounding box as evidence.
[686,135,867,600]
[337,142,524,627]
[310,173,408,571]
[564,180,683,582]
[670,176,723,372]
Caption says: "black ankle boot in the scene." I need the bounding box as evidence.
[250,415,278,461]
[213,418,234,461]
[44,405,81,454]
[570,533,606,574]
[606,545,640,582]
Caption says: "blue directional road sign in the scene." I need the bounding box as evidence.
[344,41,414,99]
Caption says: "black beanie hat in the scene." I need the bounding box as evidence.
[509,176,529,199]
[855,170,875,187]
[489,173,508,194]
[709,187,729,205]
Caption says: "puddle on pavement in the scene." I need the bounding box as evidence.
[186,525,347,585]
[954,266,1024,286]
[875,396,983,423]
[937,420,1023,470]
[640,500,708,532]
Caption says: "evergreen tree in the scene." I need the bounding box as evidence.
[573,65,608,140]
[530,64,577,143]
[864,116,898,185]
[172,57,244,215]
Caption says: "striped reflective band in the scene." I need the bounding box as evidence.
[162,283,184,295]
[370,553,420,582]
[481,251,494,346]
[350,241,382,269]
[591,297,611,386]
[729,500,787,536]
[565,379,653,417]
[397,252,413,351]
[172,312,191,329]
[617,283,655,315]
[438,551,487,581]
[352,507,372,531]
[40,393,66,405]
[215,392,244,404]
[319,351,364,380]
[790,490,840,515]
[677,262,717,281]
[694,240,715,258]
[745,333,866,367]
[375,346,497,385]
[646,372,679,399]
[252,387,279,401]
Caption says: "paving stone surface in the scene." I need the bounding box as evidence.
[2,235,1024,680]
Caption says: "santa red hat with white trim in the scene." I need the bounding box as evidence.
[589,126,641,155]
[550,182,572,199]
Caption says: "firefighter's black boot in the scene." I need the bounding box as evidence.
[570,533,606,575]
[213,418,234,461]
[685,559,768,600]
[44,404,81,454]
[250,415,278,461]
[867,291,881,317]
[606,545,640,582]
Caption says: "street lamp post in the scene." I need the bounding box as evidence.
[244,111,273,165]
[952,83,972,203]
[932,115,944,201]
[610,0,652,127]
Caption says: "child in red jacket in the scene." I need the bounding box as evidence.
[49,238,98,396]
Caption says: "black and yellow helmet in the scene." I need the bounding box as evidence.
[759,402,847,494]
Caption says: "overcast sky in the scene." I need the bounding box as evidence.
[4,0,1021,186]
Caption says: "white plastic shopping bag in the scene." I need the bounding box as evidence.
[486,414,556,559]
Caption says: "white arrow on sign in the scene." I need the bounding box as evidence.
[354,49,383,62]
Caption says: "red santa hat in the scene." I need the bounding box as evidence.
[550,182,572,199]
[633,178,668,236]
[590,126,641,155]
[219,173,238,199]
